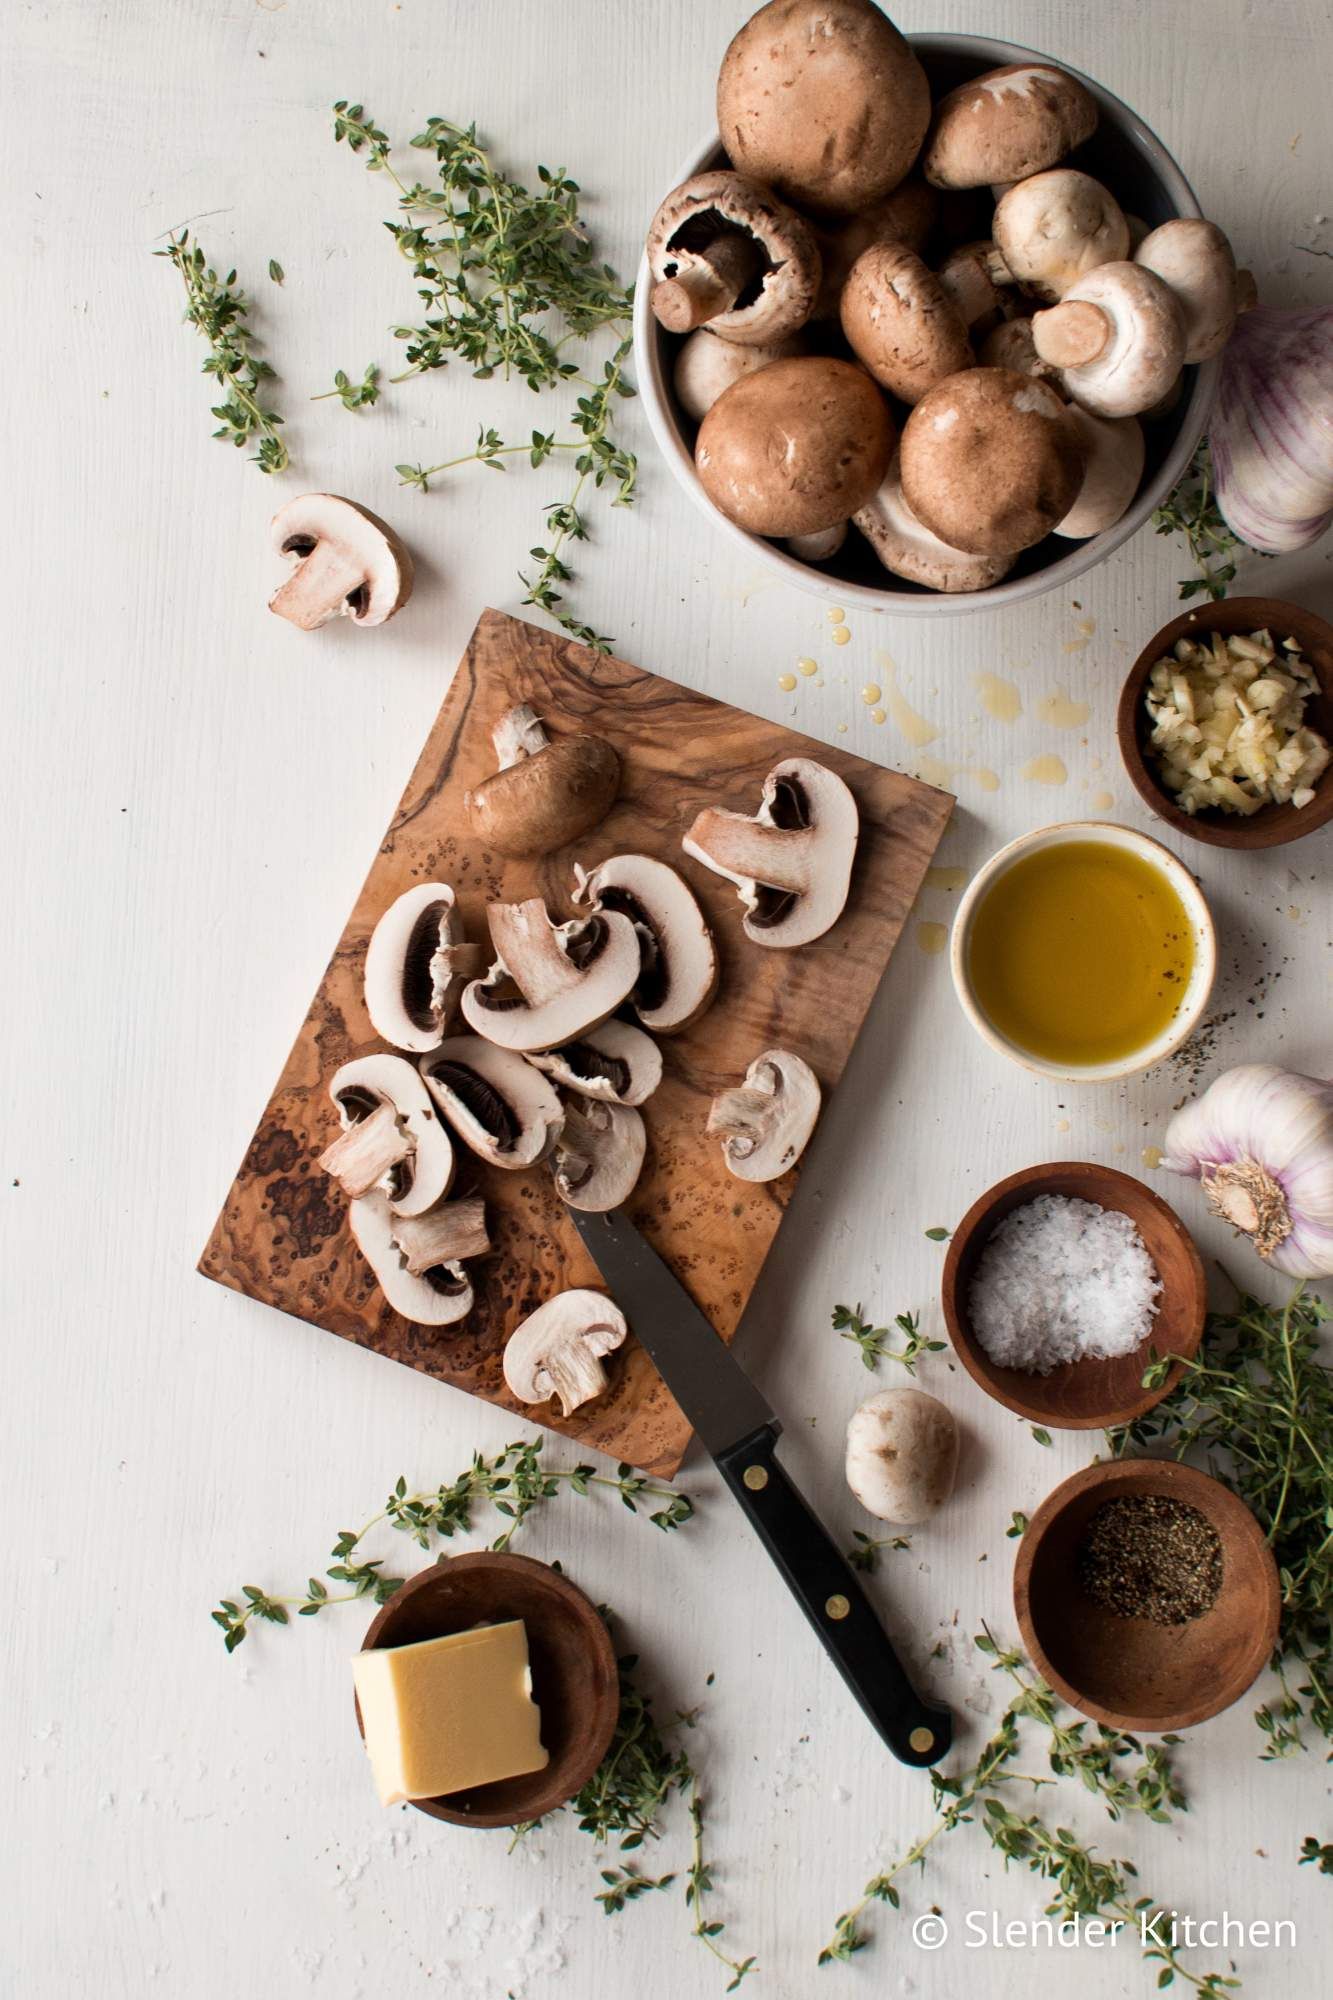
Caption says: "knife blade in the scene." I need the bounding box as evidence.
[569,1207,952,1770]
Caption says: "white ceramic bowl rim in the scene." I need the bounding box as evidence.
[949,821,1218,1082]
[634,32,1220,618]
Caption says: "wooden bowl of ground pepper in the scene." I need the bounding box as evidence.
[1014,1457,1280,1732]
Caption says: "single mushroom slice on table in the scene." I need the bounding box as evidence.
[811,178,939,320]
[923,64,1098,190]
[1031,263,1185,418]
[899,367,1085,558]
[528,1019,663,1108]
[363,882,480,1054]
[696,357,894,540]
[319,1053,454,1217]
[839,243,975,406]
[646,171,820,342]
[673,328,805,424]
[464,704,619,858]
[1052,409,1146,538]
[708,1050,821,1182]
[268,494,413,630]
[717,0,931,216]
[993,170,1129,303]
[348,1190,475,1328]
[572,854,718,1035]
[854,449,1016,592]
[502,1290,629,1417]
[461,897,641,1054]
[1133,218,1257,363]
[683,757,859,950]
[552,1099,647,1213]
[419,1034,564,1169]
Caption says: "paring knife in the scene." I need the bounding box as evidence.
[568,1208,952,1770]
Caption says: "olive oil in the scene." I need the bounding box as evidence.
[968,841,1195,1067]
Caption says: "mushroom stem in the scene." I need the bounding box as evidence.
[706,1081,776,1154]
[319,1102,411,1197]
[651,235,763,333]
[270,537,372,631]
[491,704,550,769]
[1031,298,1111,368]
[487,899,593,1002]
[538,1339,614,1418]
[390,1197,491,1277]
[684,810,813,894]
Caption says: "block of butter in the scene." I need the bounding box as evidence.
[352,1619,549,1806]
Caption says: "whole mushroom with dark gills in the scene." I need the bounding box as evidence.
[642,0,1278,594]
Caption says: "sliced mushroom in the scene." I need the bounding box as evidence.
[854,450,1016,592]
[571,854,718,1034]
[1133,218,1256,363]
[839,243,975,406]
[1031,263,1185,417]
[682,757,858,950]
[348,1190,474,1328]
[461,898,641,1053]
[320,1054,453,1217]
[696,357,894,539]
[464,704,620,857]
[923,64,1098,190]
[993,170,1130,302]
[502,1289,629,1416]
[528,1019,663,1107]
[646,171,820,343]
[363,883,481,1053]
[673,328,805,423]
[390,1196,491,1277]
[899,368,1085,557]
[268,494,413,630]
[552,1099,647,1212]
[708,1050,821,1182]
[1052,409,1146,538]
[419,1035,563,1169]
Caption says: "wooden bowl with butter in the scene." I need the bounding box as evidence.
[355,1550,619,1828]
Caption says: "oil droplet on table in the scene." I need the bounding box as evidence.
[1036,687,1091,730]
[916,921,949,955]
[1022,753,1068,786]
[916,754,955,787]
[830,624,851,646]
[1090,789,1114,812]
[1055,1117,1071,1134]
[971,767,1001,792]
[879,656,939,746]
[869,707,887,725]
[777,673,798,692]
[976,672,1022,723]
[925,865,968,893]
[827,606,846,623]
[836,721,848,733]
[1062,617,1097,654]
[861,683,882,705]
[1142,1145,1164,1170]
[797,656,819,677]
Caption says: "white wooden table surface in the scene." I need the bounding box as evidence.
[4,1,1331,1994]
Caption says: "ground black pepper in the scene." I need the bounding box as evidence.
[1077,1494,1223,1626]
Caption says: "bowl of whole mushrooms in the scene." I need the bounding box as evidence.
[635,2,1252,613]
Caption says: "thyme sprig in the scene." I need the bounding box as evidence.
[211,1439,691,1651]
[1152,442,1251,601]
[314,362,382,411]
[1110,1284,1332,1755]
[332,100,636,650]
[820,1630,1229,1993]
[832,1302,945,1374]
[846,1532,910,1573]
[156,231,289,472]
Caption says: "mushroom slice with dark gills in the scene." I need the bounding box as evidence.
[419,1035,563,1170]
[527,1019,663,1108]
[364,882,481,1054]
[348,1190,475,1328]
[267,493,413,630]
[571,855,718,1034]
[460,897,641,1053]
[552,1099,647,1213]
[682,758,859,949]
[319,1053,454,1218]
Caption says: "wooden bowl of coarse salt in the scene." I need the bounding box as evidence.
[941,1162,1206,1430]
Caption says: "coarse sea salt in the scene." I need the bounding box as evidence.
[968,1194,1161,1375]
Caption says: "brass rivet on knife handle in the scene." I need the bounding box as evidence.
[825,1594,851,1621]
[742,1464,769,1490]
[909,1726,936,1755]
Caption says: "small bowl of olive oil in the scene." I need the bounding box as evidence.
[950,823,1216,1082]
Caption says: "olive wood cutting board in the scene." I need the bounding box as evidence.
[200,608,954,1476]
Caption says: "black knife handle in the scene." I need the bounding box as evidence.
[717,1426,952,1769]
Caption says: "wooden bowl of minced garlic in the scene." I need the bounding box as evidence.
[1118,595,1333,849]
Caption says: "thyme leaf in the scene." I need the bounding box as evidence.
[156,231,289,473]
[313,362,381,411]
[1152,442,1256,602]
[832,1301,945,1374]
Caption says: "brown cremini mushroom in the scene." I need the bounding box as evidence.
[1133,218,1256,363]
[936,241,1014,337]
[1052,409,1146,538]
[708,1049,821,1181]
[464,704,619,857]
[673,328,805,423]
[683,756,859,949]
[646,171,820,342]
[460,898,642,1053]
[993,170,1129,302]
[923,64,1098,190]
[854,450,1016,592]
[502,1290,628,1415]
[840,243,975,405]
[978,315,1062,384]
[695,357,894,539]
[268,494,413,630]
[717,0,930,216]
[899,367,1085,557]
[811,178,939,318]
[1031,262,1185,417]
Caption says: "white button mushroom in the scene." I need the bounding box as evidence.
[502,1289,629,1417]
[993,169,1130,302]
[707,1050,821,1181]
[672,328,806,424]
[267,494,414,630]
[683,756,859,950]
[1133,217,1257,363]
[460,897,643,1054]
[319,1053,454,1218]
[571,854,719,1035]
[463,704,620,858]
[695,356,895,540]
[899,368,1085,558]
[839,243,975,406]
[363,882,481,1054]
[854,450,1016,593]
[845,1389,959,1524]
[646,171,821,343]
[418,1035,564,1170]
[1030,262,1186,418]
[1051,408,1146,538]
[923,64,1098,190]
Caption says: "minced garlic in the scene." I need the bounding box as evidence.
[1144,628,1329,815]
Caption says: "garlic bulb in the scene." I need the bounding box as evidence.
[1162,1064,1333,1278]
[1210,305,1333,554]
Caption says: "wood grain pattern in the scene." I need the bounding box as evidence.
[199,609,953,1474]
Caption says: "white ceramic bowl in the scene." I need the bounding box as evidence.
[634,32,1219,617]
[949,822,1217,1082]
